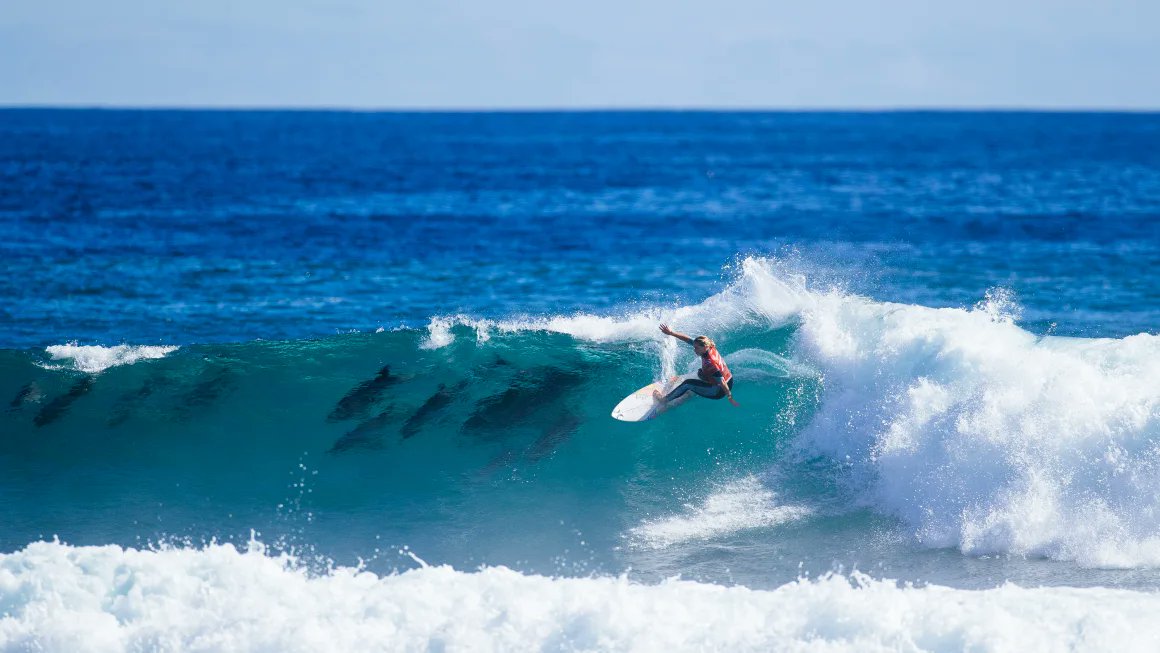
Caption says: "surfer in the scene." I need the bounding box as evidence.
[654,324,739,407]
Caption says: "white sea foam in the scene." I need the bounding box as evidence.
[633,258,1160,567]
[44,344,178,373]
[1,541,1158,653]
[767,265,1160,567]
[425,257,1160,567]
[420,315,497,349]
[420,316,457,349]
[629,476,812,549]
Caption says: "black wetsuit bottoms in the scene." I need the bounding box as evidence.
[663,377,734,403]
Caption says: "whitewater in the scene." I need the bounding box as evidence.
[4,541,1160,653]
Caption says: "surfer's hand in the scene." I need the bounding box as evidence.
[728,396,740,407]
[659,324,672,335]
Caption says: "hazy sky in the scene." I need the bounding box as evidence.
[2,0,1158,108]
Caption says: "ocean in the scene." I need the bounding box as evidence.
[1,109,1159,651]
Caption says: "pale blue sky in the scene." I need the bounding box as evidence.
[2,0,1158,108]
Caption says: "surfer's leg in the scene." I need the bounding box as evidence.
[701,378,735,401]
[660,381,691,403]
[664,379,716,403]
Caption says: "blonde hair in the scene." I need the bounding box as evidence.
[693,336,715,350]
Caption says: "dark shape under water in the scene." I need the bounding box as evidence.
[482,410,584,476]
[525,410,582,463]
[172,366,235,421]
[328,366,400,423]
[106,375,167,428]
[463,366,585,434]
[479,448,520,479]
[34,377,94,427]
[329,405,397,454]
[8,382,43,411]
[401,379,470,439]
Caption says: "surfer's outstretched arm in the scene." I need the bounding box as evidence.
[718,377,740,407]
[659,324,694,344]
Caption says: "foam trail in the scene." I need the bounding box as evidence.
[629,476,811,549]
[44,343,178,373]
[2,541,1159,653]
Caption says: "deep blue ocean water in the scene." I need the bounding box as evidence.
[1,110,1159,651]
[3,110,1157,346]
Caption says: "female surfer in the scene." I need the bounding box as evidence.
[654,324,739,407]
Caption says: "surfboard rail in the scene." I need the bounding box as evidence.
[610,372,699,422]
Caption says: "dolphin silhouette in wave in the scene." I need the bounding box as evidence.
[329,405,397,453]
[34,377,94,427]
[8,382,43,411]
[401,379,470,439]
[462,366,585,435]
[327,366,401,422]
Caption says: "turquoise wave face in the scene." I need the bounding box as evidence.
[0,325,816,576]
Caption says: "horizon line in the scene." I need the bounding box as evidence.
[2,104,1159,114]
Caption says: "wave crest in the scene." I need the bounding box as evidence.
[44,343,178,373]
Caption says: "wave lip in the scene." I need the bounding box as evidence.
[44,343,178,373]
[3,541,1160,653]
[418,257,816,350]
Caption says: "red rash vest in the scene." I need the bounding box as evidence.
[699,347,732,384]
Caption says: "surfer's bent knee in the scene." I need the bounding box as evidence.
[664,378,733,402]
[702,378,735,400]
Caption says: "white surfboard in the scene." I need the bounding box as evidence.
[611,372,699,422]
